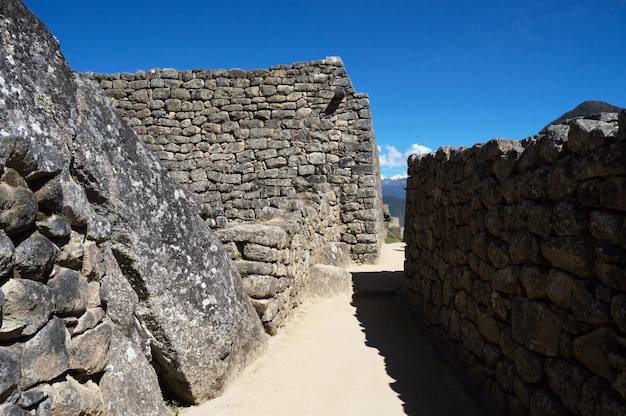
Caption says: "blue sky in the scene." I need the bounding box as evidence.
[24,0,626,178]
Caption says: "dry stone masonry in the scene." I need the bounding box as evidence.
[1,0,267,413]
[405,112,626,415]
[84,57,385,264]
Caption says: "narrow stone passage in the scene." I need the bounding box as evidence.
[183,243,492,416]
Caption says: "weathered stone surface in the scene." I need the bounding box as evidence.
[313,242,351,268]
[545,358,589,414]
[36,214,71,238]
[241,275,277,299]
[529,390,566,416]
[20,317,70,389]
[0,278,55,340]
[55,229,85,269]
[81,240,105,282]
[60,178,94,227]
[48,376,104,416]
[553,198,589,236]
[1,0,266,407]
[568,118,618,154]
[0,403,30,415]
[0,184,38,236]
[0,231,14,278]
[99,330,170,416]
[86,214,112,243]
[16,384,48,410]
[541,236,596,278]
[590,210,626,246]
[514,347,545,384]
[12,233,57,281]
[571,280,611,325]
[406,110,624,414]
[72,74,266,402]
[89,56,384,264]
[573,142,626,180]
[306,263,351,298]
[214,223,289,249]
[0,348,18,402]
[1,133,63,182]
[613,295,626,334]
[70,321,112,375]
[514,299,562,357]
[546,269,575,309]
[573,328,619,381]
[48,268,90,317]
[34,177,64,215]
[73,307,106,335]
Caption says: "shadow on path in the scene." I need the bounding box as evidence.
[352,270,496,416]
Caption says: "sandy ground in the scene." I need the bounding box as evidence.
[182,243,490,416]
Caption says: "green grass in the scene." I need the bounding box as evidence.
[164,399,183,415]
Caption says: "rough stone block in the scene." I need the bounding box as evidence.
[541,236,596,278]
[544,358,589,414]
[70,321,112,375]
[553,198,589,236]
[48,376,104,416]
[12,233,57,282]
[571,280,611,325]
[517,300,562,357]
[529,390,566,416]
[0,239,12,279]
[515,346,545,384]
[0,278,55,340]
[306,264,351,298]
[492,266,522,295]
[573,328,619,381]
[546,269,575,309]
[214,223,289,249]
[612,295,626,334]
[48,268,90,317]
[312,242,351,268]
[590,210,626,247]
[99,328,170,415]
[20,317,70,389]
[573,142,626,179]
[568,119,618,154]
[600,176,626,211]
[0,184,37,231]
[0,347,18,402]
[242,275,278,299]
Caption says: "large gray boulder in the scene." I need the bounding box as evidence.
[1,0,266,407]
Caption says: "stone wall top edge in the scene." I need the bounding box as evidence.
[84,56,348,81]
[408,111,623,175]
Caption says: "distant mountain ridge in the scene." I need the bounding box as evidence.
[382,177,407,226]
[381,177,407,198]
[541,100,623,132]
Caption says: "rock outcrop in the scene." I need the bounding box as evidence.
[0,0,266,413]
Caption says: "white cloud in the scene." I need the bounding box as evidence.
[378,143,433,168]
[378,145,405,168]
[404,143,432,157]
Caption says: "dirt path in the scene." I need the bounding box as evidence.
[182,243,490,416]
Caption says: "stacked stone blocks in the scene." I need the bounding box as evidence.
[215,190,350,334]
[405,112,626,415]
[0,135,168,415]
[85,57,384,263]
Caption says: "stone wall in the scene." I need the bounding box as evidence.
[405,112,626,415]
[214,191,351,335]
[84,58,385,263]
